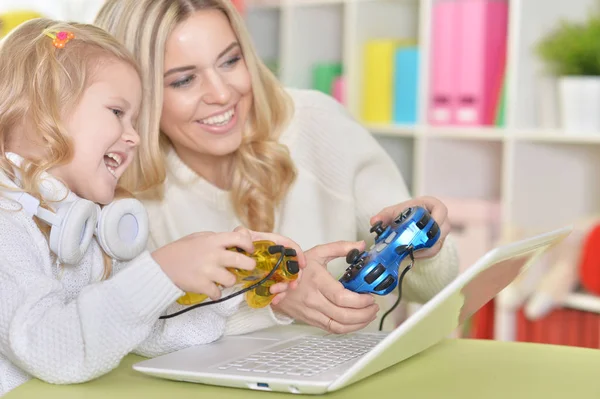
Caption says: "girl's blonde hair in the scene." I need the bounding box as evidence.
[0,18,141,278]
[95,0,297,233]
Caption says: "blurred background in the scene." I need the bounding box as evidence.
[2,0,600,349]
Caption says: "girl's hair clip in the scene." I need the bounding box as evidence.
[44,29,75,49]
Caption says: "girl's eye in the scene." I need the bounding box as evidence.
[170,75,195,88]
[111,108,123,118]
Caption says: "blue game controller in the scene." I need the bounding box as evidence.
[340,206,441,295]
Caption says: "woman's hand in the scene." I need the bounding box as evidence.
[271,240,380,334]
[370,196,450,259]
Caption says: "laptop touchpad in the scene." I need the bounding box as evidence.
[146,336,279,372]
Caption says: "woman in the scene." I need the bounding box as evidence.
[93,0,459,334]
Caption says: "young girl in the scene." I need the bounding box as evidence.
[0,19,302,396]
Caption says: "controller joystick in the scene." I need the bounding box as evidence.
[370,221,386,237]
[346,248,361,264]
[177,240,300,308]
[340,206,440,296]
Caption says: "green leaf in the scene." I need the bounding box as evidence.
[536,3,600,76]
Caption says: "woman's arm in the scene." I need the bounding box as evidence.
[273,90,459,331]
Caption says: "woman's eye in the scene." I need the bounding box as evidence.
[171,75,195,88]
[111,108,123,117]
[223,55,241,68]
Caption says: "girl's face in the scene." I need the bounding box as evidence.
[51,59,141,204]
[160,9,253,163]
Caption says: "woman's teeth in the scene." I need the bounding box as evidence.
[104,152,123,178]
[199,108,234,126]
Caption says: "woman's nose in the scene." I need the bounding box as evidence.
[202,71,231,105]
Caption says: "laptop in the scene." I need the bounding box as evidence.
[133,226,571,394]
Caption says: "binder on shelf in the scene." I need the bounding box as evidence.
[454,0,508,126]
[312,62,342,96]
[393,47,420,124]
[332,76,345,104]
[428,0,460,125]
[362,39,409,123]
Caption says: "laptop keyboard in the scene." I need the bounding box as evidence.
[215,333,385,377]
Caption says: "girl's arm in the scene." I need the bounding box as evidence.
[0,215,182,384]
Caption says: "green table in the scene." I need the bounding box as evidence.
[7,339,600,398]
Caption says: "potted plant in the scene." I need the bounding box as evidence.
[536,7,600,133]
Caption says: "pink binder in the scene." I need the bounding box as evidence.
[455,0,508,126]
[428,0,459,125]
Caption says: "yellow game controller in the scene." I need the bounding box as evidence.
[177,240,300,309]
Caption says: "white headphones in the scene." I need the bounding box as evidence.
[1,153,149,265]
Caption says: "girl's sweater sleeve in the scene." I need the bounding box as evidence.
[0,214,182,385]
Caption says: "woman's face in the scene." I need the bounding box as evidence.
[161,9,252,161]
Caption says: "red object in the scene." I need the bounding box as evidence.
[579,224,600,295]
[470,299,495,339]
[516,307,599,349]
[231,0,245,15]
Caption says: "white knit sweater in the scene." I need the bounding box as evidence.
[0,167,290,397]
[141,89,460,331]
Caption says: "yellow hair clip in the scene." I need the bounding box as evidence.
[44,29,74,49]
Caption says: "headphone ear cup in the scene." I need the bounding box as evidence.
[95,198,149,261]
[48,199,98,265]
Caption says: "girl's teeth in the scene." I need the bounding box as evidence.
[200,108,234,126]
[106,166,117,178]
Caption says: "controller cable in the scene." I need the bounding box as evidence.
[159,247,286,320]
[379,245,415,331]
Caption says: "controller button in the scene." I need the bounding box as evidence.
[256,285,271,296]
[370,221,386,237]
[394,207,413,224]
[427,222,440,239]
[374,275,396,292]
[286,260,300,274]
[416,211,431,229]
[284,248,297,257]
[384,231,397,244]
[268,245,285,254]
[395,245,409,255]
[346,248,361,264]
[364,264,385,284]
[342,272,353,282]
[374,242,387,252]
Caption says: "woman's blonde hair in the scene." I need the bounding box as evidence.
[95,0,297,232]
[0,18,141,278]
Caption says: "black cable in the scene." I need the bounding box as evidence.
[379,247,415,331]
[159,250,285,320]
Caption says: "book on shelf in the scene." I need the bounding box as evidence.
[428,0,509,128]
[361,38,419,125]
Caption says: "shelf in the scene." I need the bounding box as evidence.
[364,123,600,144]
[510,142,600,231]
[373,135,416,192]
[424,126,506,141]
[514,130,600,144]
[563,293,600,315]
[366,123,416,137]
[280,2,343,89]
[421,138,503,200]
